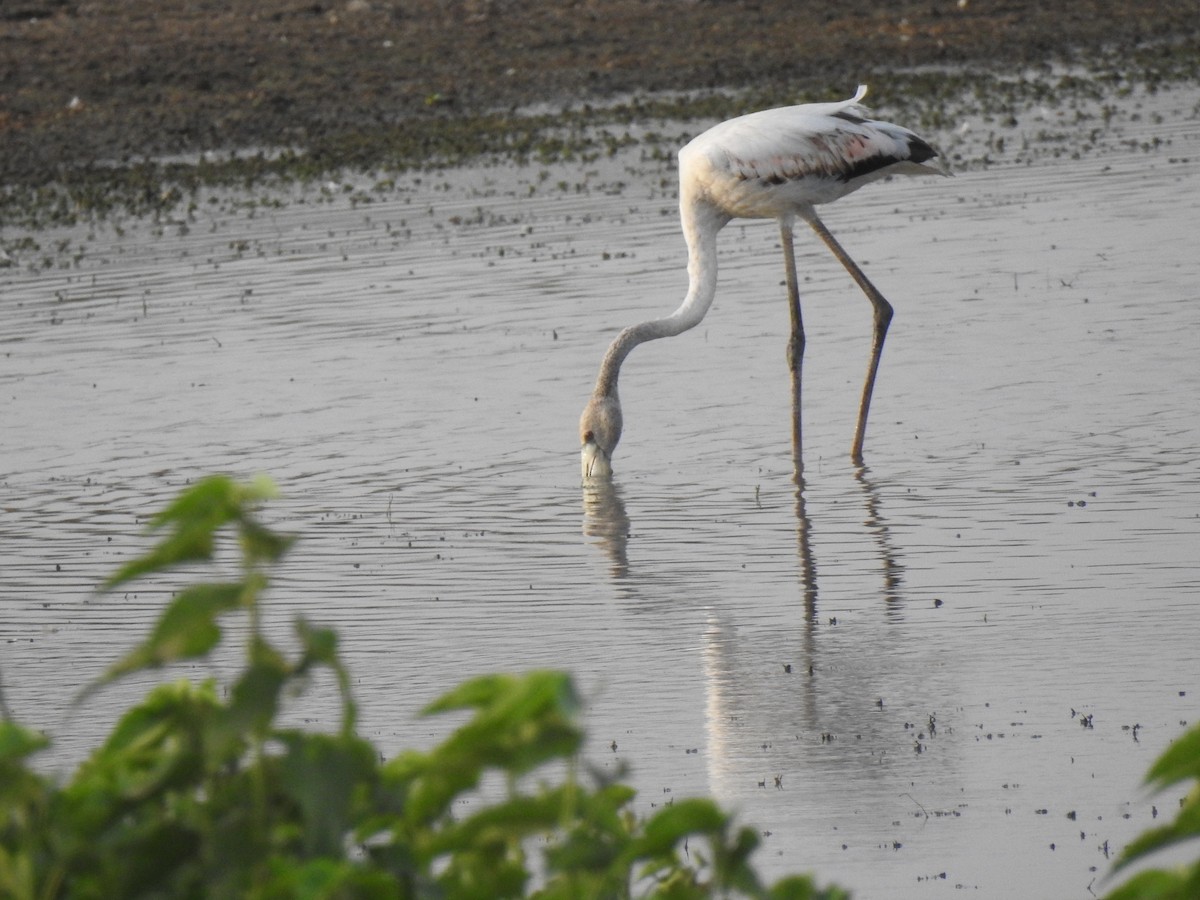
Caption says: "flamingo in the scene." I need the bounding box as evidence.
[579,84,950,478]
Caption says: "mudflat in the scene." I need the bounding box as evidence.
[3,0,1197,188]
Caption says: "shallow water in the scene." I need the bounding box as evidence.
[3,83,1200,897]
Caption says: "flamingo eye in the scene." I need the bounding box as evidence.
[582,430,594,443]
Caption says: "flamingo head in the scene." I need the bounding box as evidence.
[579,393,622,480]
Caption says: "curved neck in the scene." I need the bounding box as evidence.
[592,200,726,398]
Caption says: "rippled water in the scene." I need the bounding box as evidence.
[4,83,1199,897]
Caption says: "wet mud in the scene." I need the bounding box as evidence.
[2,0,1198,225]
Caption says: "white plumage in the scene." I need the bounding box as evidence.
[580,84,950,478]
[685,85,943,213]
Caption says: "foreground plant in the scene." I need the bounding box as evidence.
[0,475,843,899]
[1104,725,1200,899]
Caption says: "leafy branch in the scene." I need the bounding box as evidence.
[0,475,845,899]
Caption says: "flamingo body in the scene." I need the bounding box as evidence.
[681,86,941,216]
[580,85,949,478]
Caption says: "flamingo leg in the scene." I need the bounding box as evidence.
[780,221,807,463]
[802,211,894,463]
[780,222,805,372]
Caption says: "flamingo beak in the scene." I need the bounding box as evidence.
[581,439,613,480]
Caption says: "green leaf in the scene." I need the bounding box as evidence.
[766,875,851,900]
[96,583,245,684]
[423,670,579,721]
[425,789,571,857]
[425,670,582,773]
[1109,723,1200,881]
[635,799,728,859]
[423,673,516,715]
[1105,867,1194,900]
[294,619,358,735]
[64,681,215,833]
[215,642,290,743]
[296,621,339,666]
[260,857,400,899]
[0,721,49,763]
[399,673,583,825]
[275,731,378,857]
[84,680,216,766]
[238,516,295,567]
[102,474,284,590]
[103,476,242,589]
[0,722,52,850]
[104,820,200,898]
[1110,802,1200,874]
[1146,726,1200,789]
[712,824,767,895]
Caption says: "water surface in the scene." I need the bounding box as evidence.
[3,83,1199,897]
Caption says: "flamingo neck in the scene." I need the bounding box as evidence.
[592,200,726,399]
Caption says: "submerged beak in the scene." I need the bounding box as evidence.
[581,439,613,480]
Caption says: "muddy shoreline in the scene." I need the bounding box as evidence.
[2,1,1198,225]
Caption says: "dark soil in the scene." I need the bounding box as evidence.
[2,0,1198,219]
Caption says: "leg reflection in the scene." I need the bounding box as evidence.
[791,363,818,625]
[854,464,905,614]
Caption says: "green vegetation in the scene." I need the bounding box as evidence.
[0,475,844,899]
[3,39,1198,233]
[1,474,1197,897]
[1105,728,1200,899]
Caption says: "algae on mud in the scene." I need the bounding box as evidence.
[1,0,1198,229]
